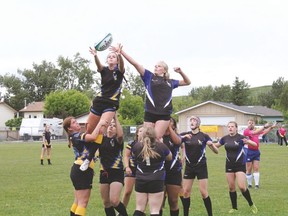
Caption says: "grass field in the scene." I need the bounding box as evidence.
[0,140,287,216]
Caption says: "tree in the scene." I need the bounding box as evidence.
[231,77,250,105]
[5,117,23,128]
[118,89,144,125]
[213,85,232,102]
[124,67,145,100]
[44,89,91,119]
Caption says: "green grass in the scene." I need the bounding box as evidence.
[0,141,287,215]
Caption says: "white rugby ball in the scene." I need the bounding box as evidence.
[94,33,113,51]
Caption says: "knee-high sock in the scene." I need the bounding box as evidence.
[253,172,260,186]
[246,173,253,186]
[75,206,86,216]
[229,191,237,209]
[242,189,253,206]
[105,207,116,216]
[114,202,128,216]
[170,209,179,216]
[182,197,190,216]
[133,210,146,216]
[203,196,213,216]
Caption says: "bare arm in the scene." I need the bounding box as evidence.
[89,47,104,72]
[207,140,219,154]
[120,49,145,76]
[168,125,182,145]
[110,44,125,73]
[114,114,124,144]
[243,138,257,147]
[174,67,191,86]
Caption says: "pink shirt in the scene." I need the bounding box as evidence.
[243,128,262,150]
[279,128,286,137]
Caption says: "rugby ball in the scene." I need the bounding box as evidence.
[94,33,113,51]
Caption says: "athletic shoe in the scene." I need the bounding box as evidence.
[248,185,252,189]
[255,185,259,189]
[80,159,90,171]
[250,204,258,214]
[228,209,238,214]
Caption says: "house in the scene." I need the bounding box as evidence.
[19,101,45,119]
[175,100,283,139]
[0,102,18,129]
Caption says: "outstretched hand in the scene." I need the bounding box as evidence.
[89,47,97,56]
[110,43,123,54]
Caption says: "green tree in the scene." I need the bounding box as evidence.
[5,117,23,128]
[125,67,145,100]
[118,89,144,125]
[44,89,90,119]
[213,85,232,102]
[231,77,250,105]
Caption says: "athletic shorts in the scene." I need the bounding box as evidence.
[99,169,124,185]
[124,166,136,178]
[135,179,164,193]
[42,144,51,148]
[144,112,170,123]
[70,164,94,190]
[90,97,118,116]
[183,163,208,180]
[246,149,260,162]
[165,170,182,186]
[226,161,246,173]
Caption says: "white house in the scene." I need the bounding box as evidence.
[0,102,18,129]
[19,101,45,119]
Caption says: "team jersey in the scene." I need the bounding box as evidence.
[181,131,212,167]
[132,141,171,181]
[69,132,98,169]
[99,135,124,170]
[141,69,179,115]
[243,128,261,150]
[163,134,182,172]
[43,130,51,145]
[126,140,137,168]
[219,133,247,164]
[95,66,124,104]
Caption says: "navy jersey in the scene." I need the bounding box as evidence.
[142,69,179,115]
[181,131,212,167]
[95,66,124,105]
[219,133,247,164]
[70,132,99,169]
[126,140,137,168]
[99,135,124,170]
[132,141,171,181]
[163,134,182,172]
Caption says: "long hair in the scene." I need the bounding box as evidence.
[139,127,160,161]
[135,124,143,142]
[63,116,74,148]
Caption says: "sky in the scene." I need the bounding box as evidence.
[1,0,288,96]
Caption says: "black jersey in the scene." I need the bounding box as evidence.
[126,140,137,168]
[142,69,179,115]
[43,130,51,144]
[219,133,246,164]
[132,141,171,181]
[70,132,99,169]
[163,134,182,172]
[95,66,124,105]
[99,135,124,170]
[181,131,212,167]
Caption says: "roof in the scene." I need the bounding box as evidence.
[0,101,17,113]
[175,100,283,117]
[19,101,44,112]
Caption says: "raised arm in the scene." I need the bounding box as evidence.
[114,114,124,144]
[120,49,145,76]
[89,47,104,72]
[110,43,125,73]
[173,67,191,86]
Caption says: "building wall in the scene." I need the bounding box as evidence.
[24,112,44,119]
[0,104,16,129]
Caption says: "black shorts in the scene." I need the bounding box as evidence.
[144,112,170,123]
[70,164,94,190]
[42,144,52,148]
[99,169,124,185]
[125,166,136,177]
[90,97,118,116]
[226,161,246,173]
[165,170,182,186]
[183,163,208,180]
[135,179,164,193]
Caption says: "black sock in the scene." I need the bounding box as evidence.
[105,207,115,216]
[229,191,237,209]
[114,202,128,216]
[41,159,43,165]
[170,209,179,216]
[159,209,163,216]
[150,214,160,216]
[70,211,75,216]
[203,196,213,216]
[48,159,51,164]
[182,197,190,216]
[133,210,145,216]
[242,189,253,206]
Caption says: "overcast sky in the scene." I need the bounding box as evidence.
[1,0,288,96]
